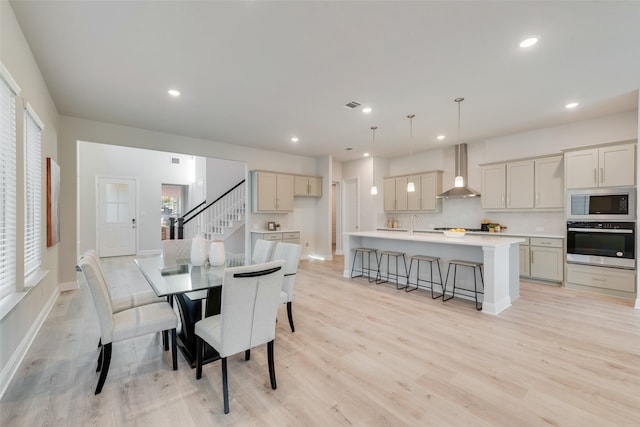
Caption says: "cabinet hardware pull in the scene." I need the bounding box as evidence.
[600,167,604,184]
[593,168,597,184]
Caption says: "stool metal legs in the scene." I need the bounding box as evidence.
[375,252,408,289]
[443,262,484,310]
[350,249,379,283]
[406,257,444,299]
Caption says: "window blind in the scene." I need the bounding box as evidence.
[0,75,17,300]
[24,104,43,276]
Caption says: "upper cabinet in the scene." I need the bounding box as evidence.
[383,176,408,211]
[565,143,636,189]
[481,155,563,211]
[384,171,442,212]
[294,175,322,197]
[252,171,294,212]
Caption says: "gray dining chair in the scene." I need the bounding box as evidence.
[194,260,285,414]
[271,242,302,332]
[251,239,275,264]
[78,254,179,394]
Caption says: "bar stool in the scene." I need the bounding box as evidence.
[350,248,379,283]
[376,251,408,289]
[442,260,484,310]
[406,255,444,299]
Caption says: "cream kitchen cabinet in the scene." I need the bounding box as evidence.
[566,263,636,298]
[294,175,322,197]
[534,155,564,209]
[383,176,408,212]
[481,155,563,211]
[519,237,531,277]
[407,171,443,211]
[565,143,635,189]
[481,160,533,209]
[252,171,294,212]
[529,237,563,282]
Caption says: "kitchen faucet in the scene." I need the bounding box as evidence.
[410,214,418,235]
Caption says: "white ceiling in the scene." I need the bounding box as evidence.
[9,1,640,162]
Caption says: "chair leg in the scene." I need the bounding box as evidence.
[195,336,203,380]
[245,349,251,361]
[95,343,112,395]
[97,338,102,348]
[96,346,103,372]
[221,357,230,414]
[286,301,295,332]
[267,340,277,390]
[163,330,169,351]
[171,329,178,370]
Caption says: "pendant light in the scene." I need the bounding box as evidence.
[370,126,378,195]
[406,114,416,192]
[454,97,465,188]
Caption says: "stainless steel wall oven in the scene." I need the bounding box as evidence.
[566,221,635,269]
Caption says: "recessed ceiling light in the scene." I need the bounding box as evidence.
[291,137,299,143]
[362,107,372,113]
[519,37,539,48]
[565,102,579,109]
[168,89,180,97]
[437,135,445,140]
[363,152,370,157]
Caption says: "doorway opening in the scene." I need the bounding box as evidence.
[161,184,189,240]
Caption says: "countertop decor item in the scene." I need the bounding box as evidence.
[209,241,226,266]
[444,229,466,238]
[190,234,208,266]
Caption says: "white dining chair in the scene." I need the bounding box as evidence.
[84,249,165,313]
[78,254,179,394]
[194,260,285,414]
[161,238,193,266]
[271,242,302,332]
[251,239,275,264]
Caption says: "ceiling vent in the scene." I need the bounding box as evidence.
[171,157,180,164]
[344,101,361,109]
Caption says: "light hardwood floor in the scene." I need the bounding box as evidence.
[2,255,640,426]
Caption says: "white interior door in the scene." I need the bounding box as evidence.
[97,177,137,257]
[344,177,359,235]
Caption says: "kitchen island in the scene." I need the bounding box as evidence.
[344,230,525,315]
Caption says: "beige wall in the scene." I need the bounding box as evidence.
[0,1,61,386]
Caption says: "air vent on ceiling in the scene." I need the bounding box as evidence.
[344,101,361,109]
[171,157,180,164]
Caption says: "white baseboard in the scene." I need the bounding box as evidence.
[0,287,60,400]
[335,249,344,255]
[58,280,78,292]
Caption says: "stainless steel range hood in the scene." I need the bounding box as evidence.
[437,143,481,199]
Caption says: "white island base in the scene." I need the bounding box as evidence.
[344,231,525,315]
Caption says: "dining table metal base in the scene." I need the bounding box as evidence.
[174,290,222,368]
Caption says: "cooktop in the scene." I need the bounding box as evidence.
[434,227,484,232]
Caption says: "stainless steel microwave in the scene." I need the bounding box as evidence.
[567,187,635,221]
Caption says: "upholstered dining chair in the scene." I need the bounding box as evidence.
[161,238,193,266]
[194,260,285,414]
[251,239,275,264]
[78,254,179,395]
[271,242,302,333]
[84,249,165,313]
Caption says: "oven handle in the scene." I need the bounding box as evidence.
[568,228,633,234]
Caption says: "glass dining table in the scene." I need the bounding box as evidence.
[135,254,244,367]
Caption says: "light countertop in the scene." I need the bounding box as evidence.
[251,229,300,234]
[347,230,525,248]
[376,227,564,239]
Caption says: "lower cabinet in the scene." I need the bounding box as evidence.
[566,263,636,298]
[519,236,563,283]
[251,231,301,254]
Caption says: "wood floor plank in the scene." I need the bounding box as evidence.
[2,254,640,426]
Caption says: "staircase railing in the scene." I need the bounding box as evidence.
[180,179,246,240]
